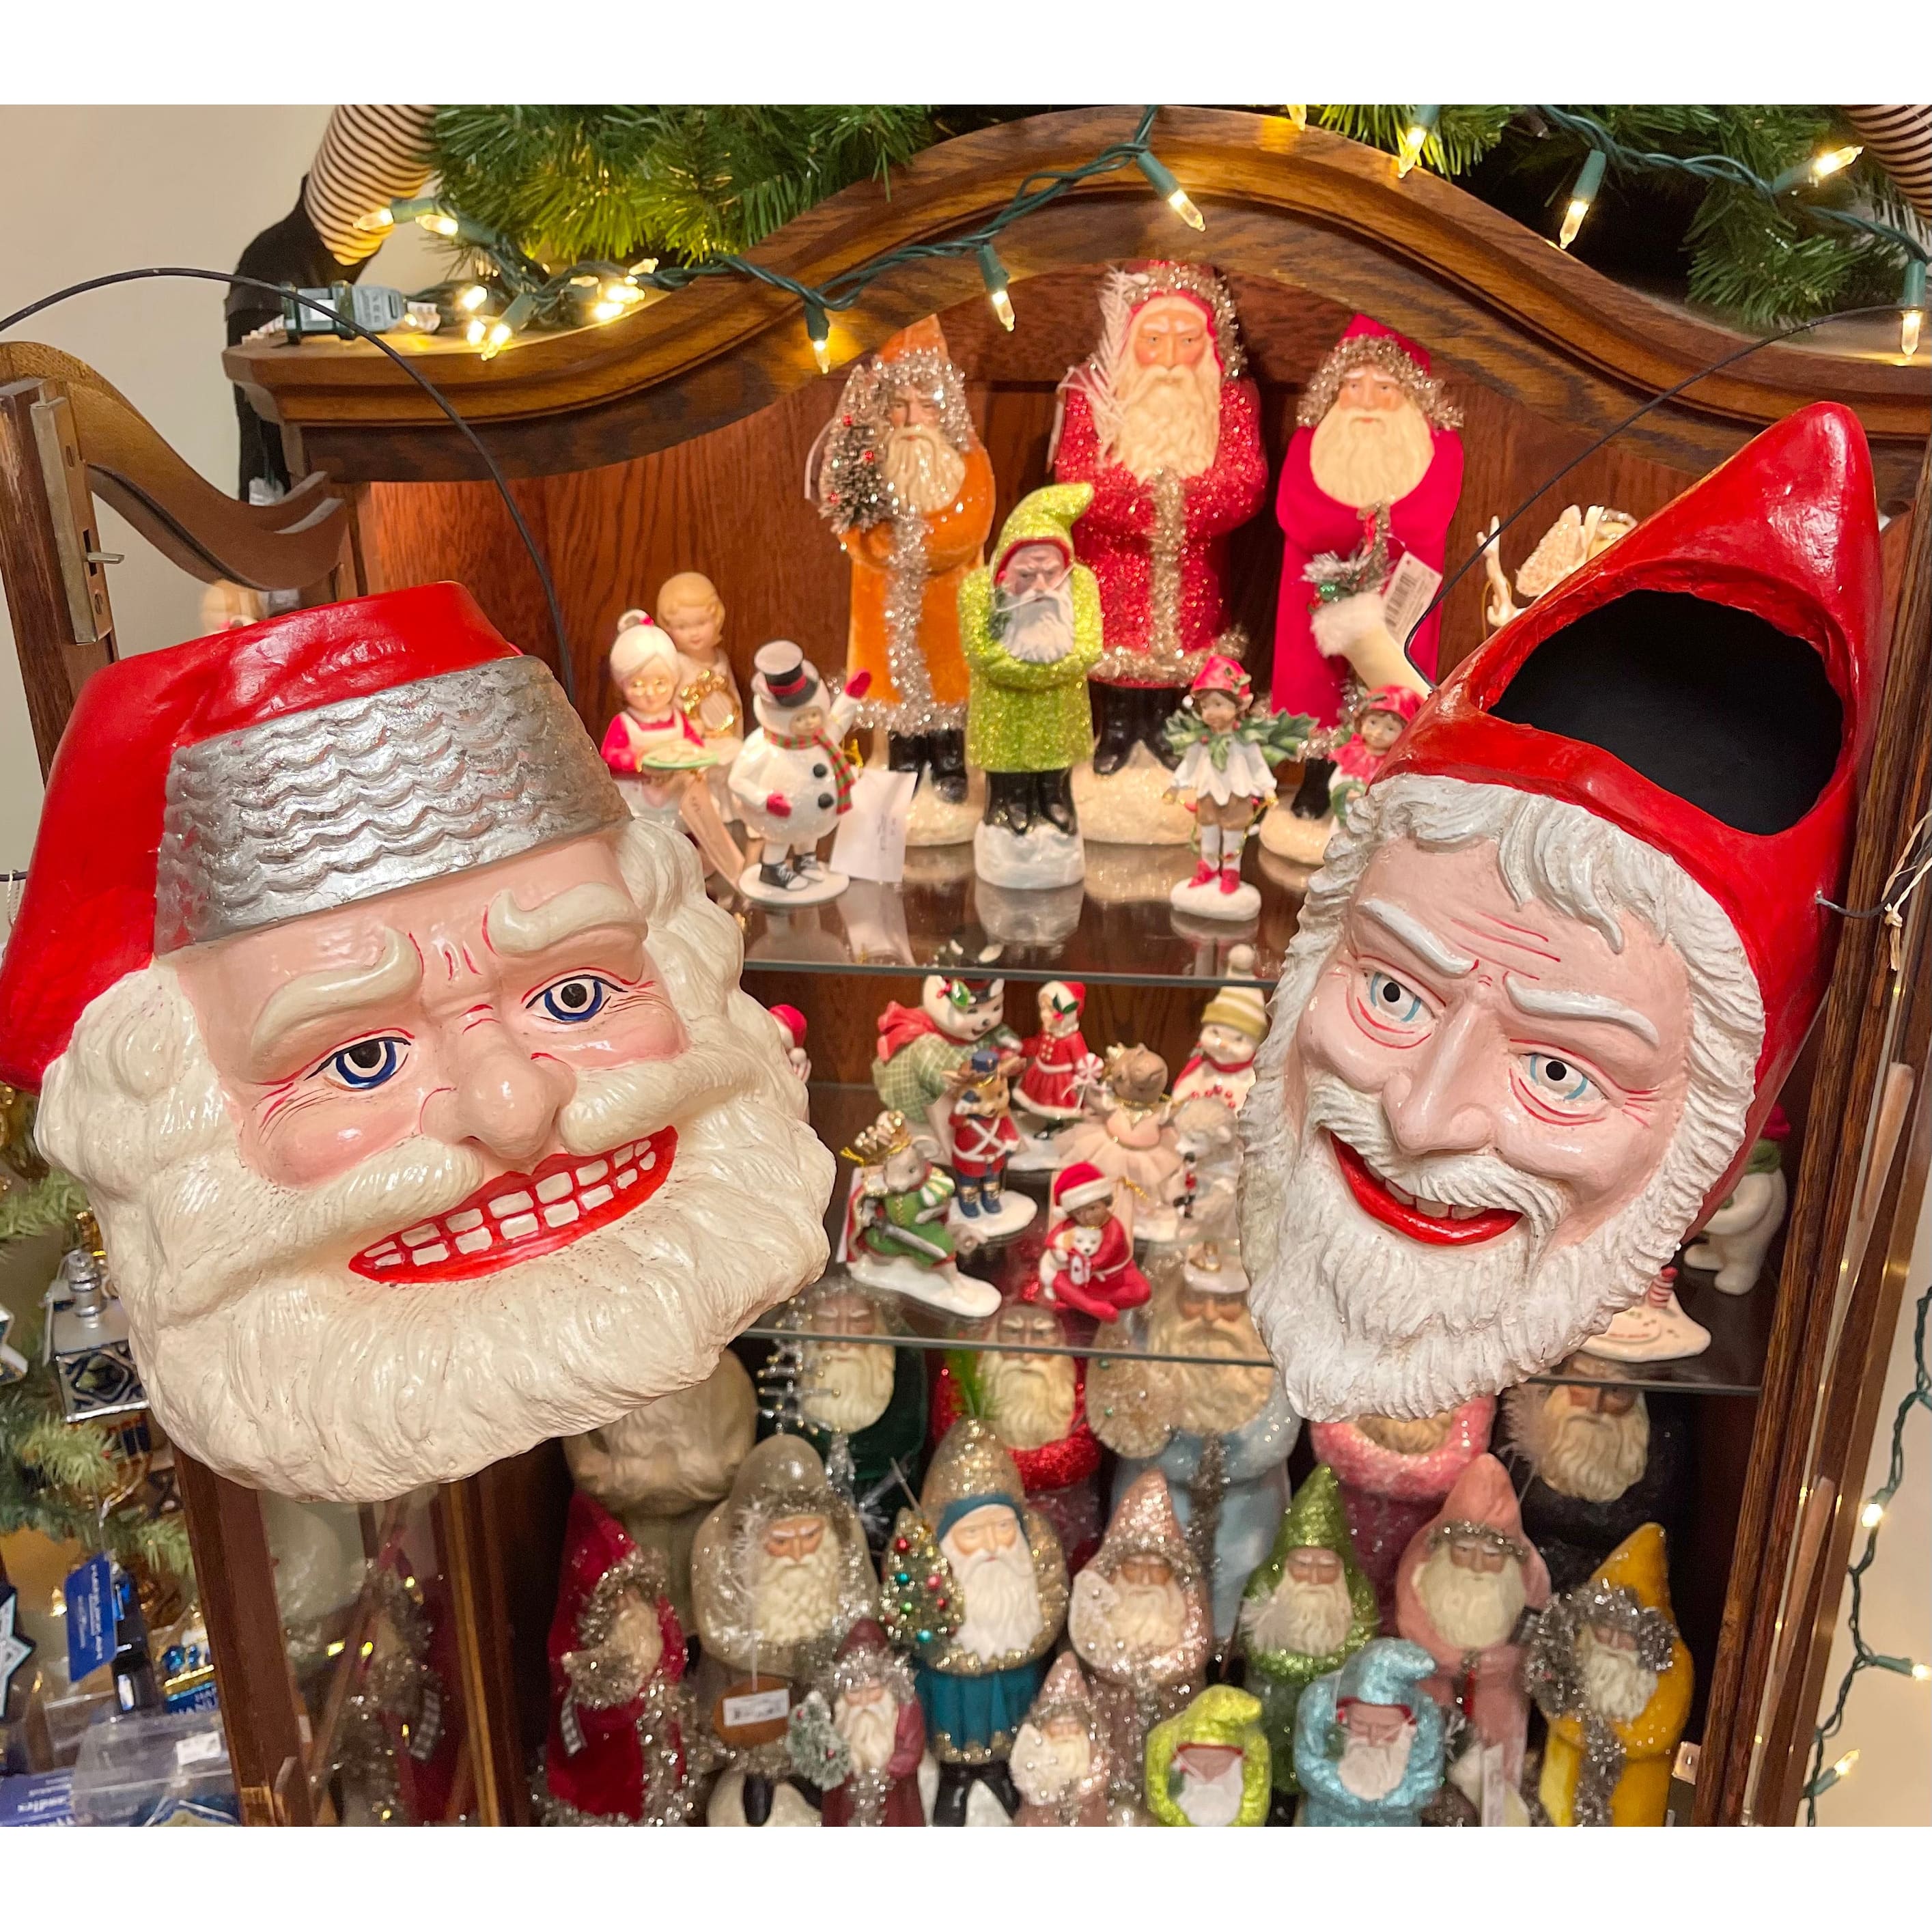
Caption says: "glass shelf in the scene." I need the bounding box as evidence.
[759,1084,1772,1397]
[717,841,1315,988]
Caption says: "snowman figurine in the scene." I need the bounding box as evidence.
[729,642,869,906]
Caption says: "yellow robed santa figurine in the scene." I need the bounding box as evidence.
[1526,1522,1692,1825]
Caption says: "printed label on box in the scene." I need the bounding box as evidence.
[64,1552,115,1683]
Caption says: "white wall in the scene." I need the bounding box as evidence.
[0,104,440,867]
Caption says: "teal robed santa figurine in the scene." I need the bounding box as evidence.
[881,1418,1068,1825]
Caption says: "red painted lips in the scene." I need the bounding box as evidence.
[1329,1134,1521,1246]
[349,1127,677,1282]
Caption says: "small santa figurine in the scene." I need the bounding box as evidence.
[1144,1685,1272,1827]
[786,1619,925,1827]
[1171,980,1268,1115]
[942,1046,1034,1235]
[538,1492,699,1825]
[1270,314,1465,731]
[1052,262,1268,781]
[728,641,867,905]
[1165,656,1313,914]
[1037,1162,1151,1322]
[1011,1653,1115,1826]
[1292,1638,1446,1828]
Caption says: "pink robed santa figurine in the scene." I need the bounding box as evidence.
[1052,262,1268,835]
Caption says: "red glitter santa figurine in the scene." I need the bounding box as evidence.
[1037,1162,1151,1323]
[1052,262,1268,839]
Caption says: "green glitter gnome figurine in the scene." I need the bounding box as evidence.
[960,484,1102,891]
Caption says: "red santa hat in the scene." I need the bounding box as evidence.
[1298,313,1462,430]
[768,1004,807,1049]
[1190,654,1252,703]
[1103,260,1246,377]
[1041,979,1086,1017]
[1052,1162,1115,1213]
[1375,402,1882,1191]
[548,1490,684,1679]
[0,583,623,1090]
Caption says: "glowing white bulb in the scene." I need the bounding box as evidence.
[354,206,396,234]
[591,299,623,324]
[1912,1662,1931,1683]
[1903,309,1924,359]
[989,285,1016,331]
[456,285,490,313]
[811,331,832,374]
[478,319,515,361]
[602,280,645,307]
[464,317,487,346]
[416,212,461,239]
[1860,1500,1885,1529]
[1811,144,1862,182]
[1285,105,1307,131]
[1559,199,1593,251]
[1167,186,1206,231]
[1832,1749,1859,1779]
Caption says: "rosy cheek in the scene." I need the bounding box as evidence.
[1501,1106,1672,1218]
[240,1082,429,1188]
[522,988,686,1068]
[1300,972,1399,1086]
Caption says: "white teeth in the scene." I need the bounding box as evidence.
[365,1242,401,1261]
[1416,1196,1452,1218]
[409,1244,449,1265]
[1386,1181,1416,1208]
[543,1201,580,1229]
[448,1209,484,1233]
[576,1160,608,1186]
[489,1190,534,1218]
[369,1254,404,1268]
[580,1184,613,1210]
[501,1213,540,1240]
[454,1229,493,1255]
[613,1143,638,1165]
[615,1168,639,1190]
[637,1148,656,1171]
[400,1225,440,1247]
[1448,1204,1480,1221]
[535,1173,574,1204]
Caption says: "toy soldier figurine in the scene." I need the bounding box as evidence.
[843,1112,998,1321]
[943,1046,1034,1237]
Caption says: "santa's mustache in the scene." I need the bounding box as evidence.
[1302,1072,1571,1259]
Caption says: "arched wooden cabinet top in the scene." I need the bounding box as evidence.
[225,108,1930,499]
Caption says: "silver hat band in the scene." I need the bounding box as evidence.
[155,656,626,951]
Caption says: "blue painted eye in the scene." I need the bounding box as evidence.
[1365,971,1426,1026]
[325,1037,405,1089]
[1524,1052,1598,1109]
[533,975,612,1024]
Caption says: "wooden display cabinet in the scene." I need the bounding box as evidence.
[4,109,1927,1826]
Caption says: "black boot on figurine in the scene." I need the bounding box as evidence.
[1038,767,1078,835]
[887,731,923,775]
[933,1761,974,1825]
[977,1760,1022,1818]
[1143,684,1184,769]
[985,770,1032,836]
[742,1772,774,1826]
[929,726,969,804]
[1091,682,1136,776]
[1291,755,1335,821]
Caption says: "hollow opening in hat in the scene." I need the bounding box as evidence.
[1489,589,1843,835]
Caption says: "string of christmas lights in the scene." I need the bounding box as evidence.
[1802,1279,1932,1823]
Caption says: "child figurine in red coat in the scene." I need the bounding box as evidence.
[1038,1163,1151,1322]
[539,1492,699,1825]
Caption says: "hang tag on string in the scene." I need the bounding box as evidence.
[830,767,917,885]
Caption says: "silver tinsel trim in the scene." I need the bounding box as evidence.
[1296,333,1463,431]
[1424,1519,1531,1564]
[1107,264,1246,380]
[1093,624,1247,689]
[853,501,966,735]
[1147,471,1186,670]
[566,1549,673,1709]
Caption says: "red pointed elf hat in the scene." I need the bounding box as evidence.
[1375,402,1884,1167]
[0,583,623,1089]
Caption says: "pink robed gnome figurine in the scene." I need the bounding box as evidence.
[1052,262,1268,837]
[538,1492,700,1825]
[1394,1453,1550,1808]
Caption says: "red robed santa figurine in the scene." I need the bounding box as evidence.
[1038,1163,1151,1322]
[540,1492,698,1825]
[1012,980,1100,1169]
[1052,262,1268,794]
[1271,316,1464,731]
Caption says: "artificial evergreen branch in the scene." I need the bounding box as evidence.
[1313,105,1515,178]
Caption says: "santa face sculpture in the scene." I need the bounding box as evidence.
[1270,316,1465,731]
[1242,406,1882,1422]
[3,586,832,1500]
[1052,263,1268,772]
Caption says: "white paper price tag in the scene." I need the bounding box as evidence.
[721,1686,791,1728]
[1479,1741,1507,1828]
[174,1729,226,1769]
[1382,550,1444,649]
[830,768,918,885]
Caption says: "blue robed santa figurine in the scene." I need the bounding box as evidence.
[1293,1637,1446,1827]
[881,1418,1068,1825]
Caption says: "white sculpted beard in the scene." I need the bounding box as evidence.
[1240,776,1761,1422]
[753,1538,844,1646]
[1414,1548,1527,1651]
[946,1535,1043,1661]
[983,1354,1078,1452]
[1146,1300,1274,1435]
[833,1695,898,1773]
[1356,1412,1455,1455]
[1336,1725,1417,1802]
[884,424,967,513]
[1242,1573,1352,1656]
[1534,1399,1651,1502]
[800,1343,897,1436]
[1176,1756,1246,1825]
[1108,355,1222,479]
[992,583,1076,664]
[36,821,832,1501]
[1073,1571,1188,1658]
[1307,400,1436,509]
[1580,1632,1658,1724]
[1011,1721,1090,1804]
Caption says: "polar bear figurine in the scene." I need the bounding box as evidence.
[1684,1118,1789,1295]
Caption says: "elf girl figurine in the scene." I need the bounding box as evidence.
[1164,656,1312,920]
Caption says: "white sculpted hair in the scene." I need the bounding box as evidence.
[37,820,832,1500]
[1240,774,1763,1418]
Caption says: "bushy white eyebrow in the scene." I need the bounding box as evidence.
[248,929,418,1065]
[1359,898,1476,977]
[1505,974,1661,1047]
[486,883,643,958]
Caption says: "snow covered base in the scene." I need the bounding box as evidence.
[847,1250,1002,1319]
[946,1190,1037,1241]
[1171,875,1261,921]
[973,820,1084,890]
[736,860,849,908]
[1072,745,1194,844]
[905,770,983,848]
[1258,800,1336,864]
